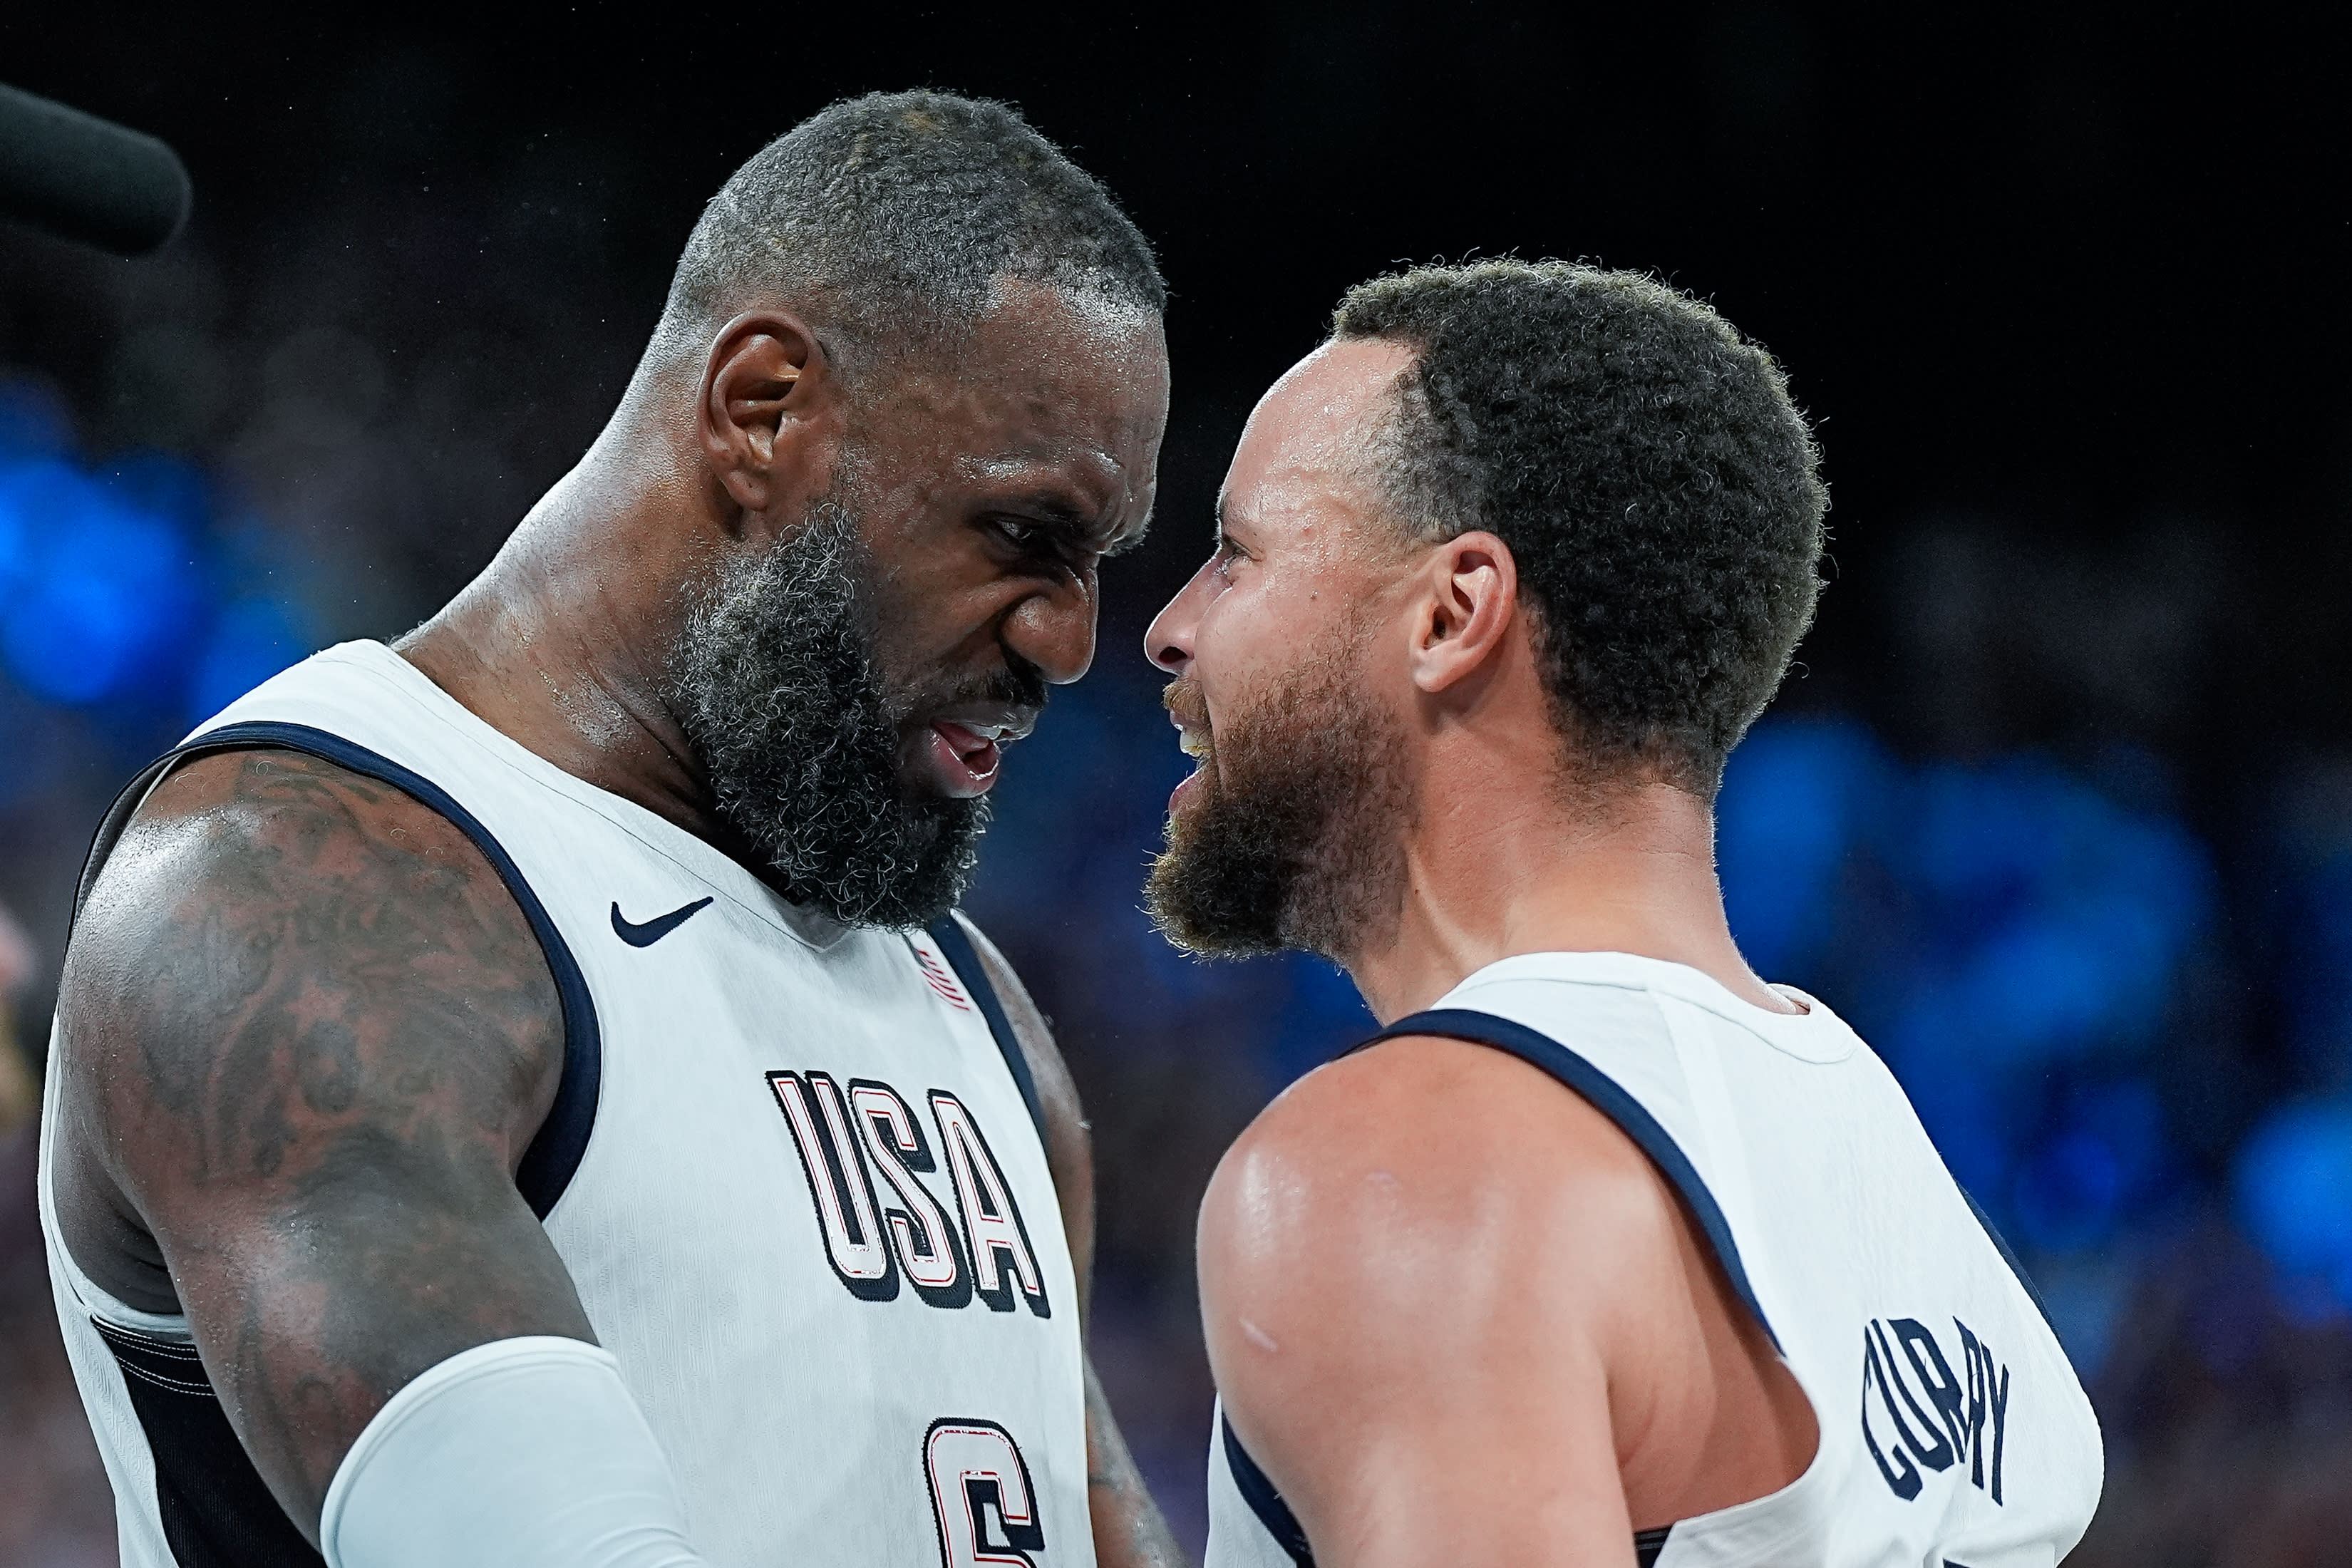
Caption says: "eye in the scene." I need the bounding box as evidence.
[991,517,1041,549]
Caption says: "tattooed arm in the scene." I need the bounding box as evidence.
[52,748,589,1547]
[963,921,1191,1568]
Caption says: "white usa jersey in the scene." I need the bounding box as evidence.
[41,640,1091,1568]
[1206,951,2103,1568]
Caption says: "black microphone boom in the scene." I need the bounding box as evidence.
[0,82,192,257]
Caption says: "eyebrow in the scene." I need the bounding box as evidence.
[1003,487,1150,559]
[1006,489,1093,529]
[1212,496,1252,547]
[1104,508,1154,557]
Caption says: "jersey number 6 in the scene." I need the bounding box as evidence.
[926,1418,1048,1567]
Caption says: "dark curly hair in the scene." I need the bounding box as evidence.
[659,90,1164,373]
[1333,259,1827,796]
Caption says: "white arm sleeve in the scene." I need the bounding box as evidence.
[319,1335,708,1568]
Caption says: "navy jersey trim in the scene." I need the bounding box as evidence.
[1222,1412,1672,1565]
[1358,1007,1780,1351]
[90,1319,324,1567]
[1222,1416,1314,1566]
[73,720,602,1219]
[1961,1185,2054,1331]
[925,915,1048,1145]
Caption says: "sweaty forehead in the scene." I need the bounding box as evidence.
[881,281,1167,439]
[1223,338,1416,528]
[960,278,1165,398]
[856,282,1167,540]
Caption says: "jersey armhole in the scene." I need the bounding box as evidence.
[1354,1006,1780,1352]
[1960,1184,2055,1330]
[1219,1410,1674,1567]
[1222,1414,1314,1566]
[924,913,1048,1145]
[71,720,602,1219]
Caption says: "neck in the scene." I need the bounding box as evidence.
[396,392,723,840]
[1345,753,1795,1025]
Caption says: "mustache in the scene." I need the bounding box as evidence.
[901,659,1051,725]
[1161,675,1208,732]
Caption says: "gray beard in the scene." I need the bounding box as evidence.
[670,502,995,929]
[1145,637,1413,964]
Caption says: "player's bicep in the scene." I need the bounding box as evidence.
[61,749,592,1537]
[1198,1043,1641,1568]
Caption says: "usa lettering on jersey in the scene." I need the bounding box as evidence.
[768,1070,1051,1317]
[1862,1316,2011,1505]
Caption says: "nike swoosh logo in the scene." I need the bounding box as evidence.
[611,897,713,947]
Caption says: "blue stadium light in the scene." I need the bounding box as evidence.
[0,456,201,704]
[1718,725,2214,1269]
[0,394,319,746]
[191,597,313,722]
[1718,718,1890,976]
[2234,1098,2352,1315]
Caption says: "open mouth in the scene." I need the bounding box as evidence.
[922,718,1014,798]
[1168,721,1213,811]
[1161,680,1214,811]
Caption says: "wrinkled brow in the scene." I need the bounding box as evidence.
[1008,487,1151,559]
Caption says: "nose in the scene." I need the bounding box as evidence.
[1145,557,1216,675]
[1002,577,1098,686]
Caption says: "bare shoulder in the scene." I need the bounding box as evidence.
[1198,1036,1690,1557]
[57,746,592,1530]
[57,747,564,1287]
[1198,1032,1686,1408]
[1203,1033,1674,1274]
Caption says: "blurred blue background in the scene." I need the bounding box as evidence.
[4,5,2349,1562]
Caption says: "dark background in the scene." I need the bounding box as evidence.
[1,4,2348,1562]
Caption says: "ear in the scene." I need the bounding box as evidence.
[698,311,831,517]
[1407,531,1520,696]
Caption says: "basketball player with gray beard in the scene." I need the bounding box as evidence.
[1145,262,2102,1566]
[42,93,1185,1568]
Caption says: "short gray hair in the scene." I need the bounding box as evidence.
[658,91,1164,373]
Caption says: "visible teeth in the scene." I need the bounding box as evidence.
[1180,731,1207,758]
